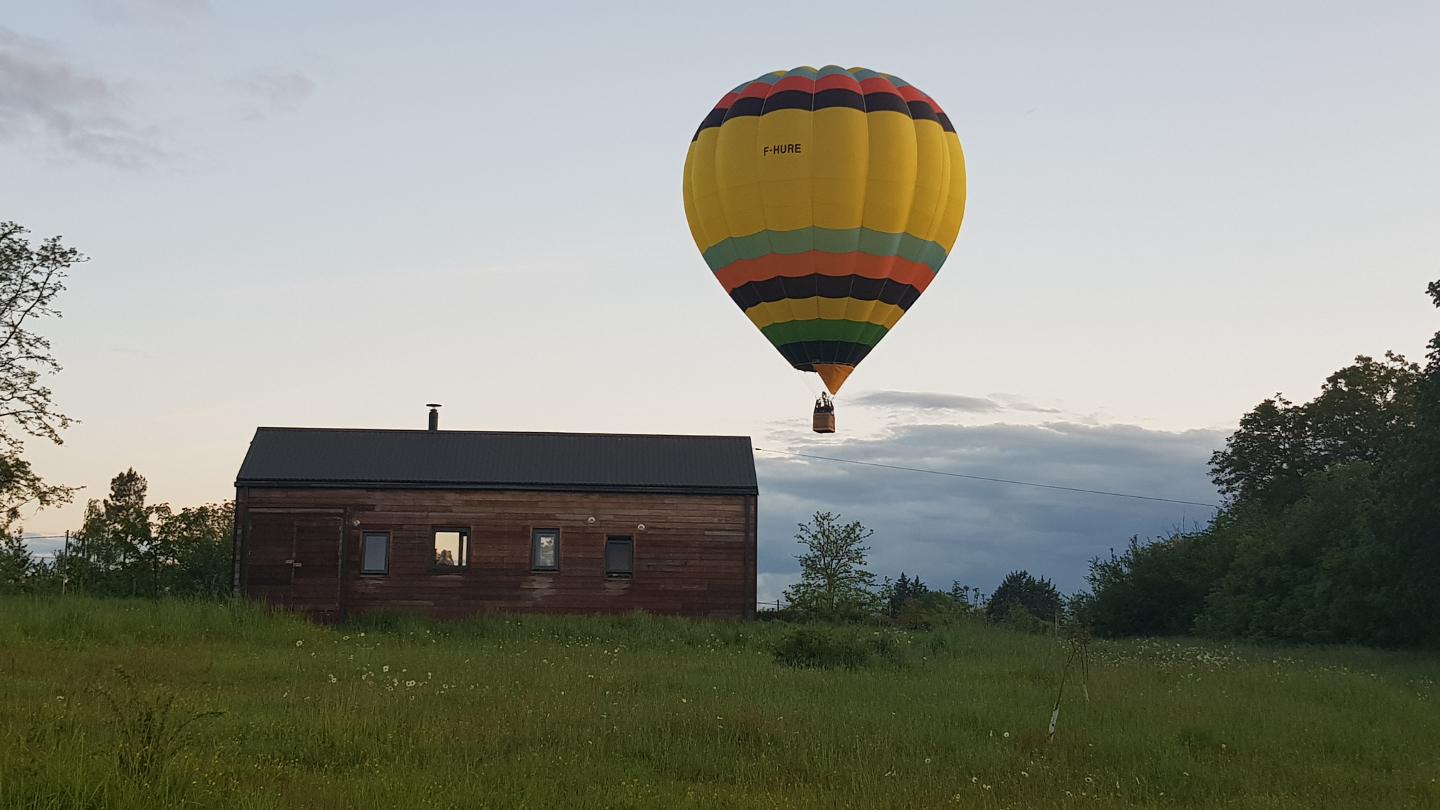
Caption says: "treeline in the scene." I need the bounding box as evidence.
[0,469,232,598]
[776,510,1067,631]
[1080,280,1440,647]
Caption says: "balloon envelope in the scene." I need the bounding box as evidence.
[683,65,966,394]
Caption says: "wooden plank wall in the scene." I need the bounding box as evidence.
[238,488,757,620]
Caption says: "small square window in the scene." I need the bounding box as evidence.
[361,532,390,575]
[605,537,633,578]
[531,529,560,571]
[433,529,468,570]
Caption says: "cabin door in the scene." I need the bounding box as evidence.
[289,516,343,620]
[245,513,342,620]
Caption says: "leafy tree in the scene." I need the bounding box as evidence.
[1084,530,1233,637]
[1210,354,1420,507]
[1384,279,1440,645]
[1196,464,1407,644]
[61,469,234,598]
[0,530,35,593]
[153,501,234,597]
[783,511,878,622]
[68,469,157,596]
[986,570,1062,626]
[0,222,81,529]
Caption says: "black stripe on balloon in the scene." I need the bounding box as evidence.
[862,92,909,115]
[907,100,940,123]
[697,91,914,136]
[936,112,955,133]
[723,96,766,120]
[762,89,813,112]
[729,274,921,310]
[692,107,730,141]
[779,341,874,370]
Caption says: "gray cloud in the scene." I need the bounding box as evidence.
[0,27,164,167]
[755,421,1223,601]
[233,71,315,120]
[850,389,1060,414]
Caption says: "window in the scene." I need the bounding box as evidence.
[361,532,390,574]
[433,529,469,570]
[605,536,633,578]
[531,529,560,571]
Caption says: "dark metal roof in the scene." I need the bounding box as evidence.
[235,428,758,495]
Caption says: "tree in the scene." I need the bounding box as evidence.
[783,511,878,622]
[986,570,1062,625]
[0,530,35,593]
[0,222,81,527]
[1084,530,1234,637]
[154,501,234,597]
[69,469,156,596]
[1209,354,1420,507]
[881,571,930,616]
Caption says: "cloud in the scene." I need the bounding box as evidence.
[755,421,1223,599]
[849,389,1060,414]
[0,27,164,167]
[232,71,315,120]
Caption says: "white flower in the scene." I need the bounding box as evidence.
[382,665,390,673]
[327,674,337,684]
[1002,731,1010,738]
[295,640,304,647]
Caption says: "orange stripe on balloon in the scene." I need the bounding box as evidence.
[715,252,937,294]
[815,73,862,92]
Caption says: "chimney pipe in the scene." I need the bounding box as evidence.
[426,403,441,431]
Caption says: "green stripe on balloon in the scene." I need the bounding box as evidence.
[761,319,890,347]
[703,227,949,273]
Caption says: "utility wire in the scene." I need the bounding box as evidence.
[754,447,1221,509]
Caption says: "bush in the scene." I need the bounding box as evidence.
[772,627,908,670]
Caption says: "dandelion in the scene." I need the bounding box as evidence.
[1002,731,1010,738]
[295,640,304,647]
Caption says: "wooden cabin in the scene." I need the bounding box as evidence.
[233,422,758,621]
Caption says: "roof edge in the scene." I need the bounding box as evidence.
[234,479,758,496]
[250,426,755,442]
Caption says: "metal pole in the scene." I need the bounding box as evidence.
[61,530,69,595]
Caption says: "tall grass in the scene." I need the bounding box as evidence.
[0,596,1436,808]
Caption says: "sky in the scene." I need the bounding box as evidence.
[3,1,1437,600]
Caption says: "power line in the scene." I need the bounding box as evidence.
[754,447,1221,509]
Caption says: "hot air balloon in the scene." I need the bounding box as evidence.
[682,65,966,433]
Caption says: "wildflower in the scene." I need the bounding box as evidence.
[328,674,337,684]
[406,680,416,687]
[1002,731,1010,738]
[295,640,304,647]
[383,665,390,673]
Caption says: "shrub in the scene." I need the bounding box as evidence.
[772,627,908,670]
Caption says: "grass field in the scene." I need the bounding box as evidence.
[0,597,1436,809]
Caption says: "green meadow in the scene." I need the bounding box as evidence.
[1,597,1436,809]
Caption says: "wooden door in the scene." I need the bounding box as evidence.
[244,513,342,619]
[289,516,343,620]
[244,513,296,608]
